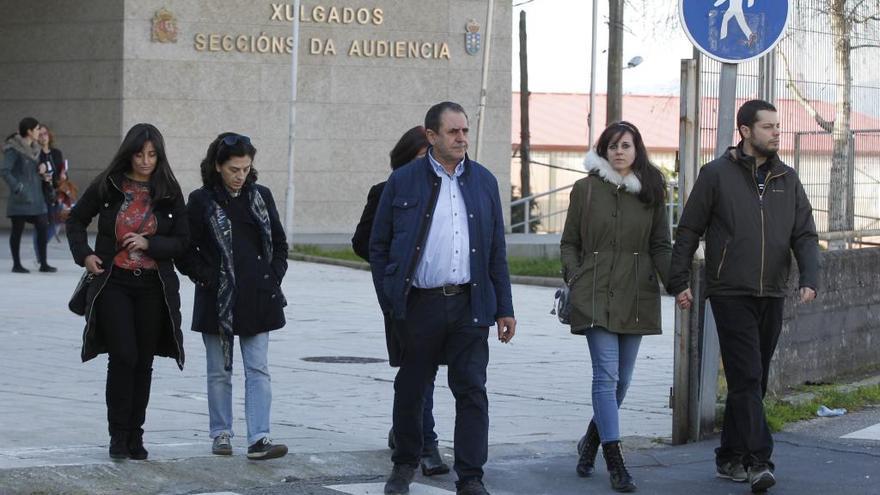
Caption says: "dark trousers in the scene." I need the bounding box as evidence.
[392,288,489,482]
[387,314,440,447]
[710,296,784,470]
[9,215,48,267]
[96,268,167,437]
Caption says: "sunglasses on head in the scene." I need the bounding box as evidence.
[221,134,251,147]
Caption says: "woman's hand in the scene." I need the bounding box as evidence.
[122,232,149,252]
[85,254,104,274]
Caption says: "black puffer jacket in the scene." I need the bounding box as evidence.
[66,173,189,369]
[668,145,819,298]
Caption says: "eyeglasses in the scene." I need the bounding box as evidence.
[220,134,251,147]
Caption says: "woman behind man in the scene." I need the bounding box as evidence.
[32,125,65,258]
[177,133,289,460]
[1,117,54,273]
[351,126,450,476]
[66,123,188,460]
[560,121,671,492]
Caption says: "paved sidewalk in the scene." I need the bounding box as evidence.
[0,232,674,470]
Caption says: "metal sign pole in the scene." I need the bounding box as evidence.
[474,0,495,162]
[284,0,301,246]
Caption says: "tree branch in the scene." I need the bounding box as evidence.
[850,43,880,49]
[779,49,833,133]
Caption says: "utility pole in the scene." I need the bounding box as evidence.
[606,0,624,124]
[518,9,531,234]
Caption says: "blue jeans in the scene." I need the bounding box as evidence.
[203,332,272,446]
[586,327,642,443]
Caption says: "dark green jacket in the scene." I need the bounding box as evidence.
[667,145,819,298]
[560,153,672,335]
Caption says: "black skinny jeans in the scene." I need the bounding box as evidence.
[9,215,48,266]
[96,268,167,437]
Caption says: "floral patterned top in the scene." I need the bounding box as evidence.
[113,178,158,270]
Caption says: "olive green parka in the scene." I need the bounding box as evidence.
[560,151,672,335]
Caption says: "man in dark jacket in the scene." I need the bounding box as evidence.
[668,100,819,492]
[370,102,516,495]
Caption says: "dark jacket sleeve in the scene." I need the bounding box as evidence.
[560,179,585,282]
[352,182,384,262]
[369,177,395,313]
[790,176,820,292]
[261,186,289,282]
[1,149,23,194]
[667,166,716,295]
[488,177,514,319]
[650,202,673,287]
[65,180,102,266]
[175,189,214,287]
[145,191,190,261]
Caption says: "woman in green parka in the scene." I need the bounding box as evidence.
[560,121,671,493]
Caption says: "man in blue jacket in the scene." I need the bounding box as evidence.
[370,101,516,495]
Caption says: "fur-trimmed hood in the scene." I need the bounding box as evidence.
[583,150,642,195]
[3,134,40,162]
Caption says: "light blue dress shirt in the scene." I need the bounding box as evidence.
[412,151,471,288]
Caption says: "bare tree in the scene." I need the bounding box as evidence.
[781,0,880,243]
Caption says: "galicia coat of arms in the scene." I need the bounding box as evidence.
[465,19,481,55]
[151,8,178,43]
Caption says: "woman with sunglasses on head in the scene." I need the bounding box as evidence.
[560,121,671,492]
[66,123,188,460]
[176,133,289,460]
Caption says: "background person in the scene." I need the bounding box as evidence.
[177,133,289,461]
[1,117,53,273]
[560,121,671,493]
[66,123,188,460]
[32,125,64,258]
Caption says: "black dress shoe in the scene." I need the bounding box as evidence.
[11,265,30,273]
[384,463,415,495]
[456,478,490,495]
[420,442,450,476]
[39,264,57,273]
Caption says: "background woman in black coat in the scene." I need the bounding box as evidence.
[177,133,289,461]
[66,123,189,461]
[351,126,450,476]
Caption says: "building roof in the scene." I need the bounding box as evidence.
[511,92,880,154]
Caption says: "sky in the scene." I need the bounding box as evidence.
[509,0,694,96]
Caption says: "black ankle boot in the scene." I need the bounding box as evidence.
[128,430,148,460]
[602,441,636,492]
[576,419,600,477]
[109,432,129,460]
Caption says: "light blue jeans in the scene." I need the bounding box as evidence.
[586,326,642,443]
[203,332,272,446]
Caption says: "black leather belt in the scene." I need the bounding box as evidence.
[412,283,470,296]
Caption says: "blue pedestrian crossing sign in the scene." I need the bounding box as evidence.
[679,0,791,63]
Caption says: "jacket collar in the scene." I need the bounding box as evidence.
[727,143,786,175]
[3,134,40,161]
[583,150,642,195]
[421,146,473,180]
